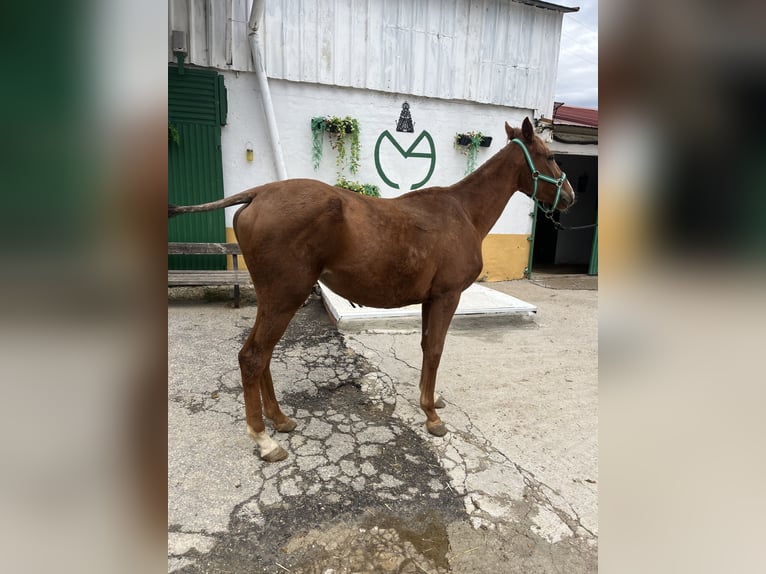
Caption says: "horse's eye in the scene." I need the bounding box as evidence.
[546,155,555,161]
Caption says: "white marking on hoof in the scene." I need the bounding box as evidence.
[247,425,284,460]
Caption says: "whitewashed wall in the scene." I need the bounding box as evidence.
[219,72,535,235]
[169,0,567,116]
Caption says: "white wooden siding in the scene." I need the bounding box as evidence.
[168,0,565,114]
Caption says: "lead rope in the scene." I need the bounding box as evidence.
[542,210,598,231]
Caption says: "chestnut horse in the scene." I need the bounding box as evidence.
[169,118,574,462]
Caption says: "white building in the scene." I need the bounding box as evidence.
[168,0,585,279]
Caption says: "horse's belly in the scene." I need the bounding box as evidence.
[318,268,429,309]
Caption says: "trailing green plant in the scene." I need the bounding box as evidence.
[168,122,180,145]
[310,116,360,174]
[325,117,360,174]
[336,176,380,198]
[310,116,325,170]
[454,131,484,174]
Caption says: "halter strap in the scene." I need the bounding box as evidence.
[510,138,567,214]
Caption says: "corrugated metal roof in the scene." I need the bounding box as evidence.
[511,0,579,13]
[553,102,599,127]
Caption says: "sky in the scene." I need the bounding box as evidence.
[554,0,598,109]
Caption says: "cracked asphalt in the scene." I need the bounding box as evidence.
[168,279,597,573]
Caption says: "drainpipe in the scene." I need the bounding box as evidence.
[247,0,288,180]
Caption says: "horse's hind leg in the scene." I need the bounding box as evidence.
[261,367,297,432]
[239,325,284,462]
[239,298,303,462]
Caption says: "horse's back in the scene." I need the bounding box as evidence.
[236,178,343,224]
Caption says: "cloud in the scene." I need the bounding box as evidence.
[555,0,599,109]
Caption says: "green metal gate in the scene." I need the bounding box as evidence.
[168,65,228,270]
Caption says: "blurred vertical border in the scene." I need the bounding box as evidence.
[600,1,766,572]
[2,0,766,572]
[0,1,167,573]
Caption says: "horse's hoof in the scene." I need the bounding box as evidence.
[261,445,288,463]
[434,396,446,409]
[273,417,297,433]
[426,421,448,437]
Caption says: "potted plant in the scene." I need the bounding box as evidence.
[311,116,360,174]
[335,176,380,198]
[454,131,492,174]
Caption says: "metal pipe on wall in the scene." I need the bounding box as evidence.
[247,0,288,180]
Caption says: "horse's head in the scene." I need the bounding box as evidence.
[505,118,575,212]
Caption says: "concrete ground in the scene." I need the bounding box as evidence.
[168,277,597,573]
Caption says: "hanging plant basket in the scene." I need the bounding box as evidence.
[326,123,355,134]
[455,134,492,147]
[310,115,360,174]
[454,131,490,174]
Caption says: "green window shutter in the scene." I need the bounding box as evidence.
[168,66,226,270]
[217,74,228,126]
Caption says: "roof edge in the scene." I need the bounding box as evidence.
[511,0,580,13]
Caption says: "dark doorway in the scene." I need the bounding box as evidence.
[530,154,597,274]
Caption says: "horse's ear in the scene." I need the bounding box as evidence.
[504,121,515,140]
[522,117,534,142]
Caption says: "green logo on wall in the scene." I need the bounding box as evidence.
[374,130,436,190]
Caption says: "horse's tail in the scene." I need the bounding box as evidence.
[168,188,259,218]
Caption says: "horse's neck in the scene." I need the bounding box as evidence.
[449,147,521,238]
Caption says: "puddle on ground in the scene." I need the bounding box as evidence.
[362,510,451,571]
[284,509,451,574]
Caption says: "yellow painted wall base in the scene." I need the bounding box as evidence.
[479,234,530,281]
[225,227,249,272]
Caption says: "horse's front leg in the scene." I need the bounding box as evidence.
[421,300,446,410]
[419,293,461,436]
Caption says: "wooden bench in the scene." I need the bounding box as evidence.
[168,242,251,308]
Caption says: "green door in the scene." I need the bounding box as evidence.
[168,65,228,270]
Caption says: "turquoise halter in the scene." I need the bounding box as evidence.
[510,138,568,214]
